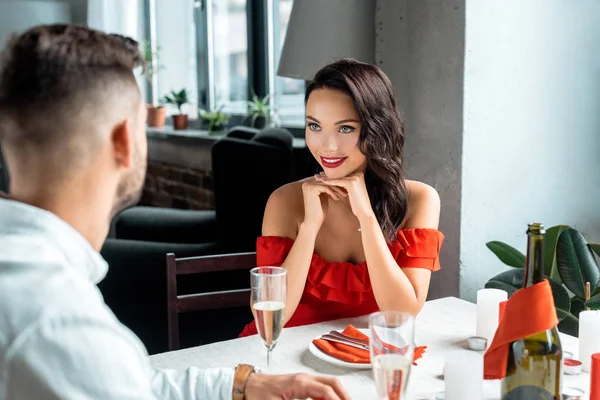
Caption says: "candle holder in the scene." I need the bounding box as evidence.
[562,387,584,400]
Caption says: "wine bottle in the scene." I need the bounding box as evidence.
[501,223,563,399]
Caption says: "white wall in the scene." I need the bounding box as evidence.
[376,0,464,299]
[461,0,600,301]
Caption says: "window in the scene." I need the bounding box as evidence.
[209,0,248,113]
[154,0,199,117]
[148,0,305,128]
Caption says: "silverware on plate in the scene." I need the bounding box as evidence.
[327,331,369,345]
[320,334,370,350]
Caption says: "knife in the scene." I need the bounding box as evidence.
[320,334,370,350]
[327,331,370,346]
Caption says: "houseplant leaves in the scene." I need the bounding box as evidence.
[484,268,523,296]
[590,243,600,258]
[486,241,525,268]
[543,225,571,281]
[556,228,600,299]
[585,292,600,309]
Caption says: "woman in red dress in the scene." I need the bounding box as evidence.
[240,59,444,337]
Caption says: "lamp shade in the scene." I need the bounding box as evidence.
[0,1,71,47]
[277,0,375,81]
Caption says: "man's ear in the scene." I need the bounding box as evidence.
[110,119,133,168]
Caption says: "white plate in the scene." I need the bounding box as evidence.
[308,329,372,369]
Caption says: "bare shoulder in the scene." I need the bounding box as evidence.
[266,179,307,211]
[403,180,441,229]
[262,178,309,238]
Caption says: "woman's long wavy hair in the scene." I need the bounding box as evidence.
[305,58,408,242]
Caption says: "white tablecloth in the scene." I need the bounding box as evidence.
[149,297,591,399]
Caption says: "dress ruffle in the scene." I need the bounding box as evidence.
[240,229,444,337]
[256,229,444,305]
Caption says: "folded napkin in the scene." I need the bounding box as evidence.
[484,279,558,380]
[312,324,426,365]
[498,300,507,323]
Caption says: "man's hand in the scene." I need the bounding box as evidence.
[245,372,350,400]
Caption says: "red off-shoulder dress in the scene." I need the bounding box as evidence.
[239,228,444,337]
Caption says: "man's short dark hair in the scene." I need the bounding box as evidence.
[0,24,145,174]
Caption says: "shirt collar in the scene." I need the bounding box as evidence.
[0,195,108,283]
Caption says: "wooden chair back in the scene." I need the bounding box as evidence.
[166,252,256,351]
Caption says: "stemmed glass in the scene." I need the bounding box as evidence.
[369,311,416,400]
[250,266,287,369]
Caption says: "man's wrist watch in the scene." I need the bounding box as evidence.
[232,364,260,400]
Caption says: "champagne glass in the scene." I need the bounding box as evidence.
[250,266,287,369]
[369,311,416,400]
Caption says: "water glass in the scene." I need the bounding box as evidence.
[369,311,416,400]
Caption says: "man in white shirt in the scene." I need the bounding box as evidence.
[0,24,349,400]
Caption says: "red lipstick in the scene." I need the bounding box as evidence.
[320,156,348,169]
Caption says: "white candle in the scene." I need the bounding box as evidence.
[476,288,508,343]
[579,310,600,372]
[445,350,483,400]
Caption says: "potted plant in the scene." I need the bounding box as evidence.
[199,105,230,134]
[141,40,166,127]
[163,89,190,130]
[485,225,600,336]
[246,91,274,129]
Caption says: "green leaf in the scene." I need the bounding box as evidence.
[548,278,571,321]
[543,225,571,281]
[558,297,582,336]
[484,268,524,296]
[556,228,600,299]
[486,241,525,268]
[590,243,600,258]
[570,297,587,318]
[557,309,578,322]
[586,292,600,309]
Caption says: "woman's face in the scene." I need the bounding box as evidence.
[305,88,367,179]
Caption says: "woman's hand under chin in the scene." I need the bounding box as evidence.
[315,171,376,224]
[301,179,347,230]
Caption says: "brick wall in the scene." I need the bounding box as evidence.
[139,161,214,210]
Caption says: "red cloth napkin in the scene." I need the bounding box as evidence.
[591,353,600,400]
[312,324,426,365]
[483,280,558,380]
[498,300,507,323]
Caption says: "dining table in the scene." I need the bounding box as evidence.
[149,296,592,399]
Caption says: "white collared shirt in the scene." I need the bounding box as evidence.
[0,197,234,399]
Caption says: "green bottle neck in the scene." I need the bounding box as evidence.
[524,232,545,287]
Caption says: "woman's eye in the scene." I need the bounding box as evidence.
[307,123,321,131]
[339,126,354,133]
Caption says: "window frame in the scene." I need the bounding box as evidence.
[146,0,305,136]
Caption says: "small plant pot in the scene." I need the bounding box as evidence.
[252,115,267,129]
[208,124,226,135]
[146,105,166,127]
[172,114,188,130]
